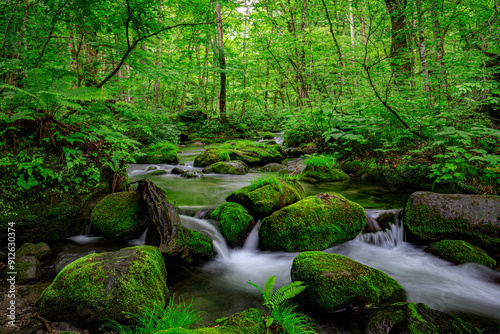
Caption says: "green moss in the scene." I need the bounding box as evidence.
[291,251,404,311]
[149,170,167,176]
[193,147,231,167]
[210,203,254,247]
[257,131,275,139]
[14,256,41,284]
[132,141,179,164]
[226,179,305,218]
[39,246,168,325]
[16,242,51,260]
[361,302,480,334]
[403,195,500,252]
[208,161,248,175]
[162,309,266,334]
[178,228,215,263]
[426,240,496,268]
[298,165,350,183]
[0,190,107,243]
[92,191,146,240]
[259,193,365,252]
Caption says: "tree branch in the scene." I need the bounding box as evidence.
[96,22,209,88]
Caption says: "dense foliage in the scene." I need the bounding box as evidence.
[1,0,499,195]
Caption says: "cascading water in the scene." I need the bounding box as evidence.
[355,209,405,248]
[242,220,261,251]
[180,214,230,259]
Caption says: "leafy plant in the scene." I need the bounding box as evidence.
[247,275,316,333]
[303,154,337,169]
[101,296,202,333]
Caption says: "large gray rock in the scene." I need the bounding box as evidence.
[403,192,500,253]
[15,256,41,284]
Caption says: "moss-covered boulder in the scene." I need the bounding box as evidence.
[202,160,249,175]
[226,179,305,218]
[357,302,480,334]
[261,163,286,172]
[193,147,231,167]
[131,141,179,164]
[0,190,108,243]
[426,240,497,268]
[161,308,266,334]
[149,170,167,176]
[92,191,147,241]
[227,144,283,166]
[14,256,41,284]
[210,202,254,247]
[259,193,365,252]
[298,165,350,183]
[39,246,168,326]
[16,242,52,261]
[258,131,276,140]
[403,192,500,253]
[291,251,404,312]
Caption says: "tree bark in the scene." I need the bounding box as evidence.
[215,1,227,124]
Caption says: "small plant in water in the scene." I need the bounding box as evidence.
[247,275,317,334]
[100,295,202,333]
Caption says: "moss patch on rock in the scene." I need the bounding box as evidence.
[92,191,147,241]
[39,246,168,327]
[298,165,350,183]
[193,147,231,167]
[403,192,500,253]
[291,251,404,312]
[426,240,496,268]
[210,202,254,247]
[226,179,305,218]
[132,141,179,164]
[0,189,108,243]
[177,228,215,263]
[14,255,41,284]
[358,302,480,334]
[259,193,365,252]
[203,160,249,175]
[16,242,51,261]
[162,308,266,334]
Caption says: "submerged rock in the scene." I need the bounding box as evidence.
[161,308,266,333]
[53,249,97,274]
[39,246,168,327]
[403,192,500,252]
[210,202,254,247]
[181,170,204,178]
[291,251,404,312]
[148,169,167,176]
[226,179,305,218]
[259,193,365,252]
[298,165,350,183]
[426,240,497,268]
[203,160,249,175]
[357,302,480,334]
[92,191,147,241]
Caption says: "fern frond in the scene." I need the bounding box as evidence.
[27,68,51,93]
[263,276,276,303]
[247,282,264,299]
[49,77,73,95]
[65,87,110,101]
[0,84,44,110]
[270,281,306,306]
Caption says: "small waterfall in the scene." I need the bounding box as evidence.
[180,215,230,259]
[128,228,148,246]
[243,220,261,251]
[82,213,94,236]
[356,209,405,248]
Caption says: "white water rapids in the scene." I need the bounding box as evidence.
[176,209,500,327]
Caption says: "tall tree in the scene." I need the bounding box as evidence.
[215,1,227,124]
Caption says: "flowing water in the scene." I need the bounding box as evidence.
[69,139,500,332]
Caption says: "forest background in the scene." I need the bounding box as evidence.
[1,0,500,209]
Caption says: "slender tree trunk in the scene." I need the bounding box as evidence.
[349,0,357,86]
[359,6,368,46]
[416,0,431,96]
[154,2,163,102]
[385,0,412,82]
[215,1,227,124]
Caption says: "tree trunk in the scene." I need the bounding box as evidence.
[154,2,163,103]
[384,0,413,82]
[416,0,431,96]
[215,1,227,124]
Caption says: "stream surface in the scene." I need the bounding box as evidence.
[67,141,500,333]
